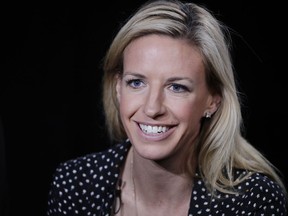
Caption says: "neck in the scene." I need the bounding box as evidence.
[131,147,193,216]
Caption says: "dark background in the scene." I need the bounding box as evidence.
[2,1,287,216]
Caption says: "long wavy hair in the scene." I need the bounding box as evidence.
[101,0,287,196]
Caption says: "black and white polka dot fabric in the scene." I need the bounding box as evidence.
[47,141,287,215]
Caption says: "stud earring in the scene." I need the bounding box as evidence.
[205,112,211,119]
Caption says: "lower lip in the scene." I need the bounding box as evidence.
[137,125,175,142]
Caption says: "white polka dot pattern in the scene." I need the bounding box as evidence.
[47,141,287,215]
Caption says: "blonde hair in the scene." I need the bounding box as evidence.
[102,0,287,196]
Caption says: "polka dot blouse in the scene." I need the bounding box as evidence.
[47,141,287,215]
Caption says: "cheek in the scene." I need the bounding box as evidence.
[118,95,128,116]
[118,91,139,118]
[117,83,129,116]
[170,100,203,125]
[116,78,123,102]
[174,104,192,121]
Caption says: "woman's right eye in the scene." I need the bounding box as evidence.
[126,79,144,88]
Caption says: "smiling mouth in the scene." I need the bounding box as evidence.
[139,124,170,134]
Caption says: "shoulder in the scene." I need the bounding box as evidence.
[190,169,287,215]
[52,141,130,182]
[234,170,286,198]
[231,169,287,215]
[58,141,130,170]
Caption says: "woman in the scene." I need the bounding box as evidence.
[47,0,287,215]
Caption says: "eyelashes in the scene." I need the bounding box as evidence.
[124,78,191,93]
[125,78,144,88]
[169,83,190,93]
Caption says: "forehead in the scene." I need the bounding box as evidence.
[123,34,205,79]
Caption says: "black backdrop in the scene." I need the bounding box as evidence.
[2,1,287,216]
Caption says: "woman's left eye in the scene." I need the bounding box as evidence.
[169,84,189,93]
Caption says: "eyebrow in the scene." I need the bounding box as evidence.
[167,77,194,84]
[123,72,194,84]
[123,72,145,79]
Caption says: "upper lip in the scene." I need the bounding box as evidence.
[136,120,177,127]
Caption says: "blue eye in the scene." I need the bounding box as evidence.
[126,79,144,88]
[170,83,189,93]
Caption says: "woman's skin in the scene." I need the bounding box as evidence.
[115,34,221,215]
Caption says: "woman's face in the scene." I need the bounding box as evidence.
[116,34,220,162]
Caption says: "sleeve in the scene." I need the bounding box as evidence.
[46,163,70,216]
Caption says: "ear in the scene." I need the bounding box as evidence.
[115,75,121,102]
[204,94,221,117]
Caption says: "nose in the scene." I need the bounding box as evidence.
[143,87,166,118]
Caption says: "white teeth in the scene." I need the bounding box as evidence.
[139,124,169,134]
